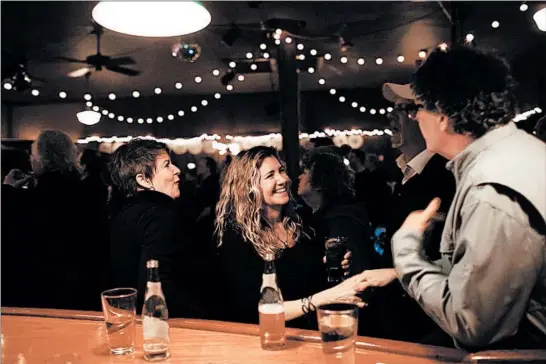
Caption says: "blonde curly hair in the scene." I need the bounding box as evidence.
[215,146,303,258]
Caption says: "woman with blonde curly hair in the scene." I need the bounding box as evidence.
[216,146,369,326]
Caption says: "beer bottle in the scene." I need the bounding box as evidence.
[258,253,286,350]
[142,260,170,361]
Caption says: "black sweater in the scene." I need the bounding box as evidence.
[109,191,200,318]
[218,226,327,328]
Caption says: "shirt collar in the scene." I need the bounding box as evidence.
[446,122,519,183]
[396,150,434,174]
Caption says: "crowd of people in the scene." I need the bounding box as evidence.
[2,46,545,351]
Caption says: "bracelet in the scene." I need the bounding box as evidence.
[307,295,316,312]
[301,297,310,314]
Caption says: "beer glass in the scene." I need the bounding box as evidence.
[325,237,347,286]
[317,303,359,364]
[101,288,137,355]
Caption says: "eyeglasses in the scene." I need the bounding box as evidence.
[405,103,424,120]
[396,103,423,120]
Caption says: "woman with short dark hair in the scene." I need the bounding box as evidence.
[109,138,201,317]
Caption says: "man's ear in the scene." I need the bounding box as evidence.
[136,173,153,190]
[439,114,451,132]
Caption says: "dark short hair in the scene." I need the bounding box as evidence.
[204,156,218,176]
[302,151,355,204]
[412,46,517,138]
[109,139,170,197]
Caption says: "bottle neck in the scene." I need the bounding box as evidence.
[147,267,160,283]
[264,260,276,275]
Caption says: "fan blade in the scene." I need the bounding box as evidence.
[56,56,88,64]
[68,67,93,78]
[105,65,140,76]
[108,56,136,66]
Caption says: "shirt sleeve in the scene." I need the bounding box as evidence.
[391,187,543,348]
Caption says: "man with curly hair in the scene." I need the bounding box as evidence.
[388,46,546,350]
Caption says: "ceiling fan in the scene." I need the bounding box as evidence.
[57,23,141,78]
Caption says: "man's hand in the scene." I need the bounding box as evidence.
[357,268,398,291]
[400,198,442,234]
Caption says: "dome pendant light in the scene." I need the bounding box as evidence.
[92,2,212,37]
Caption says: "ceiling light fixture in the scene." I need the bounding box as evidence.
[534,8,546,31]
[92,2,211,37]
[77,110,102,126]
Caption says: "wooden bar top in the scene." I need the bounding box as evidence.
[0,307,495,364]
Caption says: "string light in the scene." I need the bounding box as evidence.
[229,61,236,68]
[102,110,108,115]
[154,87,162,95]
[339,96,346,102]
[178,110,185,116]
[357,58,365,65]
[418,50,427,58]
[226,84,234,91]
[375,57,383,65]
[351,102,358,108]
[298,54,306,60]
[285,36,292,44]
[214,93,221,99]
[246,52,253,59]
[86,102,93,107]
[520,3,528,11]
[263,52,270,59]
[201,100,208,106]
[4,83,13,90]
[439,42,449,51]
[237,75,245,81]
[324,53,332,60]
[250,64,257,71]
[318,78,325,85]
[146,118,153,124]
[307,67,315,73]
[491,21,500,28]
[92,106,99,111]
[194,76,202,83]
[132,91,140,98]
[109,93,116,100]
[466,33,475,42]
[212,69,220,76]
[340,56,348,64]
[157,117,163,123]
[59,91,67,99]
[370,109,377,114]
[84,94,92,101]
[168,114,174,120]
[260,43,267,50]
[359,107,366,113]
[127,118,133,123]
[397,55,405,63]
[118,116,124,121]
[274,39,281,45]
[175,82,183,89]
[329,88,336,95]
[379,109,386,114]
[109,113,115,119]
[138,118,144,124]
[191,106,198,112]
[310,49,317,56]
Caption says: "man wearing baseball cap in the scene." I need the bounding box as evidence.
[359,81,456,343]
[389,46,546,350]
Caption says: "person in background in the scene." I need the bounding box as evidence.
[194,156,221,247]
[387,46,545,350]
[109,138,205,318]
[215,146,369,328]
[343,147,392,228]
[80,148,108,206]
[2,130,105,310]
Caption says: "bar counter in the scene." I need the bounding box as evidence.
[1,307,544,363]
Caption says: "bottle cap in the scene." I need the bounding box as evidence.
[146,260,159,268]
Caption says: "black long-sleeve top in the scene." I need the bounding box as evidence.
[109,190,200,318]
[218,226,327,328]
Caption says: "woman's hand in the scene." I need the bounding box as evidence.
[3,169,33,188]
[313,272,373,308]
[357,268,398,291]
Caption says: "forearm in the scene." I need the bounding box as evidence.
[283,290,331,321]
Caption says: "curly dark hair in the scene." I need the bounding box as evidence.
[302,151,355,205]
[109,138,170,197]
[411,46,518,138]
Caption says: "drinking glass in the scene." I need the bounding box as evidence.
[101,288,137,355]
[325,237,348,286]
[317,303,359,364]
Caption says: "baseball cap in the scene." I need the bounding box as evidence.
[382,83,417,104]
